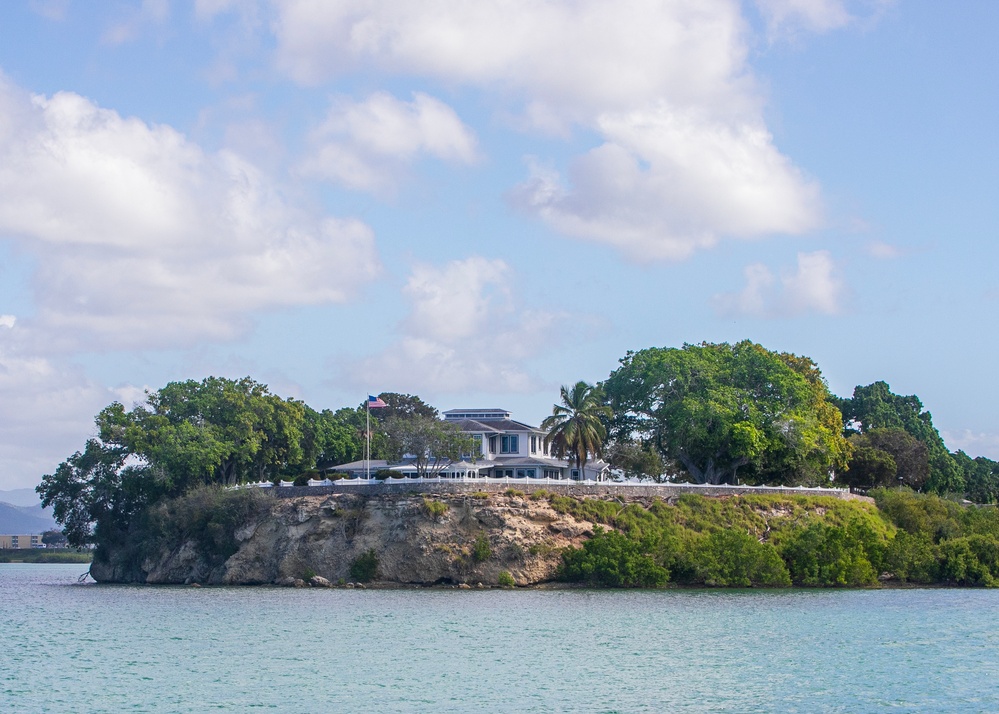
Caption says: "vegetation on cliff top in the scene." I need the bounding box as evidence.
[555,489,999,588]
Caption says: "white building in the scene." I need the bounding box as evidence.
[331,408,609,481]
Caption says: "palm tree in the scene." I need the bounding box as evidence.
[541,381,612,480]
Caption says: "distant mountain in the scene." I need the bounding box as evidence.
[0,488,44,508]
[0,502,57,535]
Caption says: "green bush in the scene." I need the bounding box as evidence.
[349,549,379,582]
[422,498,449,521]
[778,519,881,587]
[141,486,270,566]
[498,570,516,587]
[884,530,939,583]
[472,532,492,562]
[561,527,669,588]
[374,469,395,481]
[939,535,999,586]
[693,530,790,587]
[504,488,525,498]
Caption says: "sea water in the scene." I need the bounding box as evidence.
[2,563,998,713]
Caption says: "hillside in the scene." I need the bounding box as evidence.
[0,488,45,508]
[0,501,57,535]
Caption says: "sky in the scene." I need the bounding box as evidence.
[0,0,997,491]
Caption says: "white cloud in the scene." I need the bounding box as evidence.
[865,240,903,259]
[348,257,564,394]
[299,92,479,193]
[271,0,822,261]
[511,107,820,260]
[753,0,892,38]
[0,345,115,489]
[0,74,381,351]
[712,250,844,317]
[0,315,15,329]
[102,0,171,45]
[754,0,852,35]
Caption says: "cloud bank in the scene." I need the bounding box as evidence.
[271,0,822,260]
[0,74,381,351]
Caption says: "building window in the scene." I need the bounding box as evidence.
[489,435,497,453]
[530,435,537,453]
[501,435,519,454]
[544,469,559,479]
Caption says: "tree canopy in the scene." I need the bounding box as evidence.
[38,376,371,547]
[602,341,851,485]
[383,414,476,478]
[841,428,930,492]
[836,381,964,494]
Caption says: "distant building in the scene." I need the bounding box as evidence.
[330,408,609,481]
[0,534,44,549]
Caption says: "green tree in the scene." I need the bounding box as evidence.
[541,381,612,480]
[98,376,309,488]
[37,439,165,548]
[836,381,963,494]
[603,341,850,485]
[953,451,999,505]
[843,428,930,491]
[384,414,476,478]
[362,393,439,422]
[607,441,665,481]
[302,408,365,471]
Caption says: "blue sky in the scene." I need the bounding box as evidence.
[0,0,997,491]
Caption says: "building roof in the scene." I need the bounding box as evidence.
[325,459,389,472]
[451,418,542,433]
[443,408,512,421]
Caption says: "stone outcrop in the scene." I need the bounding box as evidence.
[91,491,598,587]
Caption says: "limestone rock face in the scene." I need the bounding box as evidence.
[93,492,596,586]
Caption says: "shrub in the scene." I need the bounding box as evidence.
[885,530,939,583]
[141,485,270,566]
[498,570,516,587]
[939,535,999,586]
[470,492,491,500]
[374,469,396,481]
[349,549,379,582]
[693,530,791,587]
[529,489,551,501]
[472,532,492,562]
[422,498,449,521]
[528,540,557,557]
[505,488,525,498]
[778,519,880,587]
[560,527,668,588]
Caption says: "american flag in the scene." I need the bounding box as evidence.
[367,395,388,408]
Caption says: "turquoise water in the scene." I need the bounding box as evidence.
[3,564,998,713]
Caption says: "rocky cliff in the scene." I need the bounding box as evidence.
[90,490,598,586]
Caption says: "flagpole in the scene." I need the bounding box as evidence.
[366,398,371,481]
